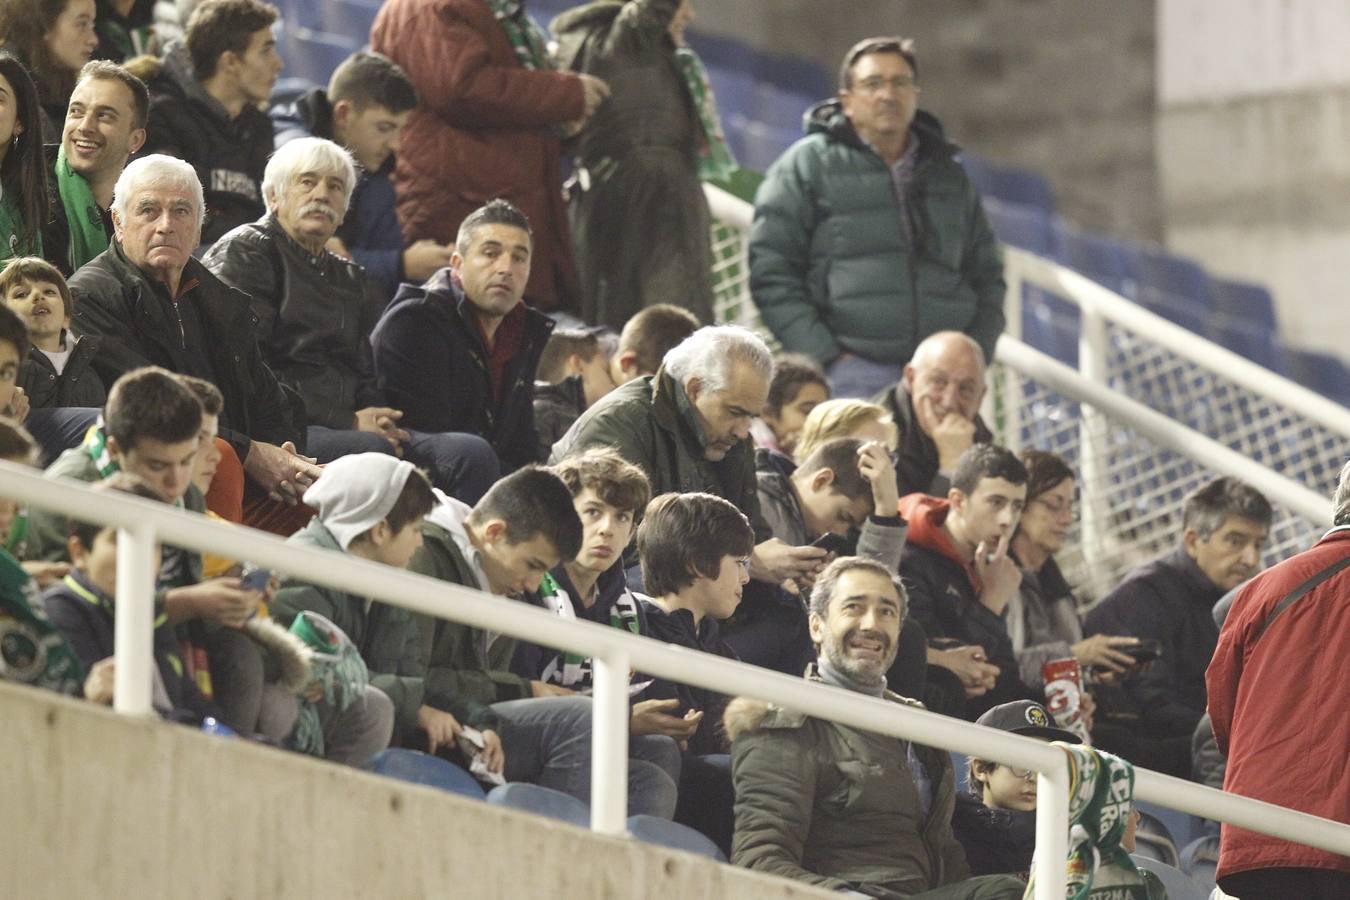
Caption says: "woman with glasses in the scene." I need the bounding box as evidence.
[1007,449,1139,689]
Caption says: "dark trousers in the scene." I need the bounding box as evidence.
[1220,867,1350,900]
[674,753,734,856]
[23,407,100,465]
[306,426,500,504]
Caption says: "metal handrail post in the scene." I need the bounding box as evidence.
[112,521,157,716]
[1033,758,1070,900]
[589,648,630,835]
[1077,308,1111,600]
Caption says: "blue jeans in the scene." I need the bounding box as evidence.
[305,425,500,504]
[492,695,680,819]
[23,407,100,465]
[826,353,903,400]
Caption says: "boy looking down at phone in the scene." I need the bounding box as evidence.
[1085,476,1271,778]
[899,443,1039,720]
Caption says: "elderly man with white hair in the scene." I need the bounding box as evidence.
[70,153,319,534]
[551,324,830,588]
[202,137,499,503]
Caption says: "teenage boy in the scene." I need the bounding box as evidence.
[533,329,616,462]
[1,257,106,459]
[42,474,222,723]
[609,303,699,387]
[899,443,1038,720]
[729,436,908,676]
[751,354,830,457]
[407,465,678,816]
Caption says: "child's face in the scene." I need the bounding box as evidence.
[977,761,1038,812]
[112,434,201,504]
[4,277,69,341]
[190,413,221,494]
[375,518,425,570]
[569,488,634,576]
[764,381,829,456]
[0,338,19,412]
[77,527,163,597]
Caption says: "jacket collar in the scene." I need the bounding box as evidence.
[898,492,980,592]
[651,365,719,455]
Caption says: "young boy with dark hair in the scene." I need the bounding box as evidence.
[533,328,616,461]
[0,301,29,424]
[609,303,700,386]
[752,353,830,457]
[405,464,679,816]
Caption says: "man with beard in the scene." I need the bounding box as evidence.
[203,137,499,502]
[723,556,1022,899]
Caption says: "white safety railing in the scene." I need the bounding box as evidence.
[703,181,1347,603]
[5,463,1350,900]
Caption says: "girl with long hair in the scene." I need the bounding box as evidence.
[0,54,52,261]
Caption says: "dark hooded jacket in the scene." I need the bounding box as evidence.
[951,792,1036,877]
[898,493,1037,719]
[141,42,272,247]
[269,88,407,304]
[19,333,109,411]
[640,596,738,756]
[749,101,1004,366]
[550,0,713,329]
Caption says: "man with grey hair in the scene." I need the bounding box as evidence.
[551,324,830,588]
[370,198,554,472]
[70,153,321,534]
[1086,475,1273,778]
[202,137,499,502]
[1206,460,1350,898]
[724,555,1023,898]
[874,331,994,498]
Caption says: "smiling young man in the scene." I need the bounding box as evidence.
[371,198,554,472]
[724,555,1023,899]
[141,0,282,246]
[45,60,148,274]
[899,443,1038,720]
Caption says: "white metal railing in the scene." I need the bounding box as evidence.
[5,464,1350,900]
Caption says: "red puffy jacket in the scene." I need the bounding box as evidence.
[372,0,585,312]
[1206,527,1350,880]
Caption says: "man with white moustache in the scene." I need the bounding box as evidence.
[724,556,1023,898]
[203,137,499,501]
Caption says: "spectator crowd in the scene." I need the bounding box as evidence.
[0,2,1344,898]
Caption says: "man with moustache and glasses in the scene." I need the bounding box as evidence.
[203,137,498,502]
[723,556,1022,899]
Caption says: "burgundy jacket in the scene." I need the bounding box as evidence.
[371,0,585,312]
[1206,527,1350,880]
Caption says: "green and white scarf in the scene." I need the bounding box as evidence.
[674,47,738,181]
[0,185,42,263]
[487,0,552,71]
[536,570,641,690]
[0,550,83,695]
[55,146,109,272]
[289,610,368,758]
[83,423,120,478]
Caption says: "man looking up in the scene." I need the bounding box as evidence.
[371,198,554,471]
[203,137,499,502]
[271,50,444,305]
[552,325,829,591]
[900,443,1036,720]
[140,0,282,246]
[725,556,1023,899]
[45,60,147,274]
[750,38,1004,399]
[69,155,319,534]
[875,331,993,498]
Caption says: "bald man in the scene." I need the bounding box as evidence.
[875,331,993,497]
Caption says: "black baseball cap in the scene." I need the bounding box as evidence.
[976,700,1081,744]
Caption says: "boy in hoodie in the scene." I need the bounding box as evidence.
[140,0,281,247]
[405,464,679,816]
[899,443,1038,720]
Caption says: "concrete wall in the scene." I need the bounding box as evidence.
[1158,0,1350,354]
[1,684,828,899]
[693,0,1163,242]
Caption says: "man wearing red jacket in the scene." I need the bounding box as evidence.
[1206,460,1350,899]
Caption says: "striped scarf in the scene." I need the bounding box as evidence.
[674,47,738,181]
[289,611,369,757]
[486,0,551,71]
[536,570,641,690]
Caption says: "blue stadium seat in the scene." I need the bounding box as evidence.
[982,198,1055,255]
[735,121,801,172]
[1283,348,1350,406]
[626,814,727,861]
[1054,222,1140,299]
[276,25,362,87]
[1137,799,1204,855]
[1208,316,1285,373]
[960,154,1000,201]
[1136,248,1212,336]
[1131,854,1211,900]
[487,782,591,827]
[1210,277,1277,331]
[308,0,380,42]
[368,749,486,800]
[1179,834,1220,893]
[750,82,812,132]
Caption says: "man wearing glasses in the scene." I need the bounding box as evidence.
[750,36,1005,400]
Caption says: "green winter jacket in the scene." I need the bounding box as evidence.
[271,519,499,736]
[749,102,1004,366]
[406,519,534,709]
[724,675,971,894]
[549,367,770,545]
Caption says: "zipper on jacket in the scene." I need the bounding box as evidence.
[170,299,186,350]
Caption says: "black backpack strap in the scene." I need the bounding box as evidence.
[1250,552,1350,645]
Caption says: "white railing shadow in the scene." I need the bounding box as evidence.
[4,463,1348,900]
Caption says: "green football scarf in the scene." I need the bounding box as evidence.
[536,570,641,690]
[289,611,368,758]
[487,0,552,71]
[0,552,83,695]
[674,47,738,181]
[56,146,109,271]
[0,186,42,263]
